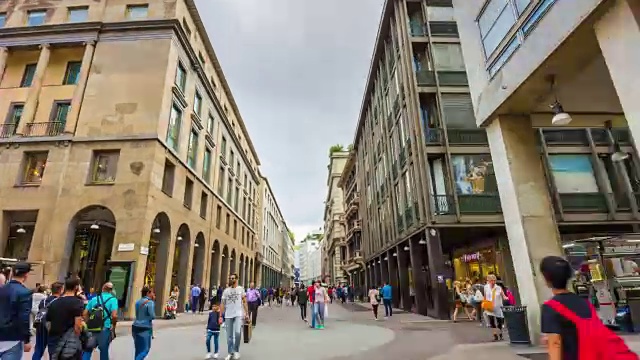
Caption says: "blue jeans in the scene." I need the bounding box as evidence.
[191,296,199,313]
[32,326,48,360]
[82,328,112,360]
[310,303,316,328]
[132,327,152,360]
[314,303,325,326]
[383,299,392,317]
[224,317,242,354]
[206,330,220,353]
[0,342,22,360]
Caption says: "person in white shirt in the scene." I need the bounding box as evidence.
[484,274,508,341]
[220,273,249,360]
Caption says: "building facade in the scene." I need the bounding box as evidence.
[346,0,638,335]
[450,0,640,337]
[322,150,349,285]
[296,231,323,284]
[0,0,269,317]
[257,175,286,287]
[280,225,294,287]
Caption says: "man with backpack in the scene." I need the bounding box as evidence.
[46,277,85,360]
[32,281,63,360]
[0,262,33,359]
[540,256,637,360]
[82,282,118,360]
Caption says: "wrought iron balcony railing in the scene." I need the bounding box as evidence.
[25,122,65,137]
[0,124,17,138]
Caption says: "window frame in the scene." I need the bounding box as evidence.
[63,61,82,85]
[89,150,120,184]
[27,10,47,26]
[21,152,49,185]
[125,4,149,20]
[20,64,37,88]
[166,103,183,151]
[186,127,199,168]
[194,91,203,117]
[50,100,72,126]
[203,147,212,183]
[175,62,187,93]
[67,6,89,23]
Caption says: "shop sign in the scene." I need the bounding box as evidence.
[604,244,640,254]
[460,251,481,262]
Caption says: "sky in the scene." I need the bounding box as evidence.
[195,0,385,240]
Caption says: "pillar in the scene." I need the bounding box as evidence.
[396,245,412,311]
[0,47,8,85]
[64,41,95,134]
[17,44,50,135]
[425,228,450,320]
[409,238,429,316]
[387,249,400,308]
[595,0,640,144]
[486,115,562,343]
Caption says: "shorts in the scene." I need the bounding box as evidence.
[487,315,504,329]
[454,300,463,308]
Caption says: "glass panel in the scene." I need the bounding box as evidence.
[478,0,509,37]
[187,129,198,168]
[54,103,71,126]
[23,153,48,183]
[92,152,119,183]
[451,155,497,194]
[488,36,520,77]
[175,63,187,91]
[203,148,211,181]
[0,14,6,28]
[515,0,532,15]
[432,44,465,71]
[63,62,82,85]
[207,115,214,134]
[522,0,556,34]
[21,64,37,87]
[27,10,47,26]
[68,7,88,22]
[482,6,517,57]
[166,105,182,151]
[126,5,148,20]
[194,92,202,116]
[548,154,599,193]
[9,105,24,125]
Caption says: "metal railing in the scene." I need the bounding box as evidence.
[437,71,468,86]
[458,194,502,214]
[425,128,444,145]
[432,195,455,215]
[0,124,17,138]
[416,70,437,87]
[559,193,608,212]
[447,129,488,145]
[24,122,65,137]
[410,22,426,36]
[541,129,589,145]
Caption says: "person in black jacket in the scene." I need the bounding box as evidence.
[297,283,308,322]
[0,262,33,357]
[205,303,222,359]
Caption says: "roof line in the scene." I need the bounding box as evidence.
[185,0,261,166]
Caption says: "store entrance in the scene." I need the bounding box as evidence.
[453,247,500,282]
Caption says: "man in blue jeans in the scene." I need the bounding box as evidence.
[191,284,201,314]
[220,274,249,360]
[0,263,33,360]
[83,282,119,360]
[132,286,155,360]
[382,282,393,318]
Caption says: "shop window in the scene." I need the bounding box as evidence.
[126,4,148,20]
[548,154,599,193]
[20,64,37,87]
[21,152,48,185]
[90,150,119,184]
[452,248,501,282]
[63,61,82,85]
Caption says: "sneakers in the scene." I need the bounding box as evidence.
[224,355,232,360]
[206,353,212,359]
[213,354,219,359]
[233,353,241,359]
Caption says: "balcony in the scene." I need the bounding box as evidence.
[559,193,609,213]
[425,128,444,145]
[590,128,632,146]
[0,124,17,138]
[432,195,454,215]
[541,129,589,146]
[416,70,437,87]
[410,21,426,36]
[458,194,502,214]
[447,129,488,145]
[437,71,468,86]
[25,122,65,137]
[429,21,458,37]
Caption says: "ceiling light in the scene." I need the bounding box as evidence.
[377,260,381,263]
[152,227,161,234]
[194,243,199,248]
[612,143,629,162]
[550,101,572,125]
[404,246,410,251]
[562,243,575,249]
[90,223,100,230]
[418,239,427,245]
[177,236,183,241]
[392,252,397,257]
[16,227,26,234]
[384,256,388,260]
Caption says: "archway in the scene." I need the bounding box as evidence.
[221,245,229,287]
[191,232,205,287]
[145,212,171,315]
[171,223,191,310]
[239,254,245,287]
[209,240,221,291]
[230,249,237,278]
[65,205,116,292]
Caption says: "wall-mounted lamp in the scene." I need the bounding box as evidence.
[404,246,410,251]
[383,256,388,261]
[418,239,427,245]
[177,235,183,241]
[606,120,630,162]
[90,222,100,230]
[392,252,397,257]
[16,226,26,234]
[548,75,573,125]
[194,243,200,248]
[152,227,161,234]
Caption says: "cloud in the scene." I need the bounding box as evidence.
[195,0,384,231]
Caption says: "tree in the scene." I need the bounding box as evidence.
[347,144,354,151]
[287,229,295,241]
[329,144,344,156]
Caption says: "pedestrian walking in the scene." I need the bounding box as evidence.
[313,280,329,329]
[220,274,249,360]
[0,262,33,359]
[191,284,202,314]
[381,282,393,318]
[482,274,507,341]
[32,281,63,360]
[452,281,473,322]
[267,287,274,307]
[297,283,308,322]
[132,286,155,360]
[46,277,85,360]
[205,302,222,359]
[246,283,260,327]
[199,287,207,313]
[82,282,118,360]
[31,285,47,330]
[368,285,380,320]
[307,283,316,328]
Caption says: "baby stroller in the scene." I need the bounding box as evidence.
[164,298,177,319]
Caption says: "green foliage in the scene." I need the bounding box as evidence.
[287,229,295,240]
[329,144,344,156]
[347,144,354,151]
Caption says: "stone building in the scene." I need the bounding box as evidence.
[322,150,349,285]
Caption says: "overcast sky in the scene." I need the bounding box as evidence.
[196,0,385,240]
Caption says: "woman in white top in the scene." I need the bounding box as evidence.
[484,274,508,341]
[368,285,380,320]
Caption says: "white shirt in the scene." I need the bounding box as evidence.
[222,286,245,318]
[484,284,504,318]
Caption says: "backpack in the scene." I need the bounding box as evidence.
[52,328,85,360]
[545,299,638,360]
[34,297,57,326]
[86,295,114,332]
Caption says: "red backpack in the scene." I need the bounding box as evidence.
[545,299,638,360]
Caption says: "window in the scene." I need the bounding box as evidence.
[68,7,88,22]
[166,104,182,151]
[203,148,212,183]
[126,4,148,20]
[63,62,82,85]
[441,94,475,128]
[234,187,240,211]
[187,128,198,168]
[432,44,465,71]
[226,177,233,203]
[193,91,202,117]
[478,0,516,57]
[51,102,71,127]
[229,151,235,171]
[235,161,240,176]
[182,18,191,37]
[27,10,47,26]
[225,214,230,234]
[233,220,237,239]
[221,137,227,158]
[218,166,225,194]
[184,177,194,208]
[200,191,208,219]
[162,159,175,196]
[21,64,37,87]
[451,155,498,195]
[21,152,48,184]
[216,205,222,228]
[0,13,6,28]
[241,228,245,245]
[6,103,24,126]
[90,151,119,183]
[548,155,599,193]
[175,62,187,92]
[207,114,215,134]
[198,52,205,65]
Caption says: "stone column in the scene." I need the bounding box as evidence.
[387,249,400,308]
[409,238,429,316]
[0,47,8,85]
[396,245,412,311]
[595,0,640,144]
[64,41,96,134]
[17,44,51,135]
[486,115,562,343]
[425,228,450,319]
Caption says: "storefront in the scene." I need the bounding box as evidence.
[451,242,504,283]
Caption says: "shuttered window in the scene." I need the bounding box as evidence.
[441,94,476,128]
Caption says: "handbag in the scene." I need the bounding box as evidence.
[481,288,496,312]
[242,322,252,343]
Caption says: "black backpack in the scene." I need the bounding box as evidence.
[34,297,57,326]
[86,295,114,332]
